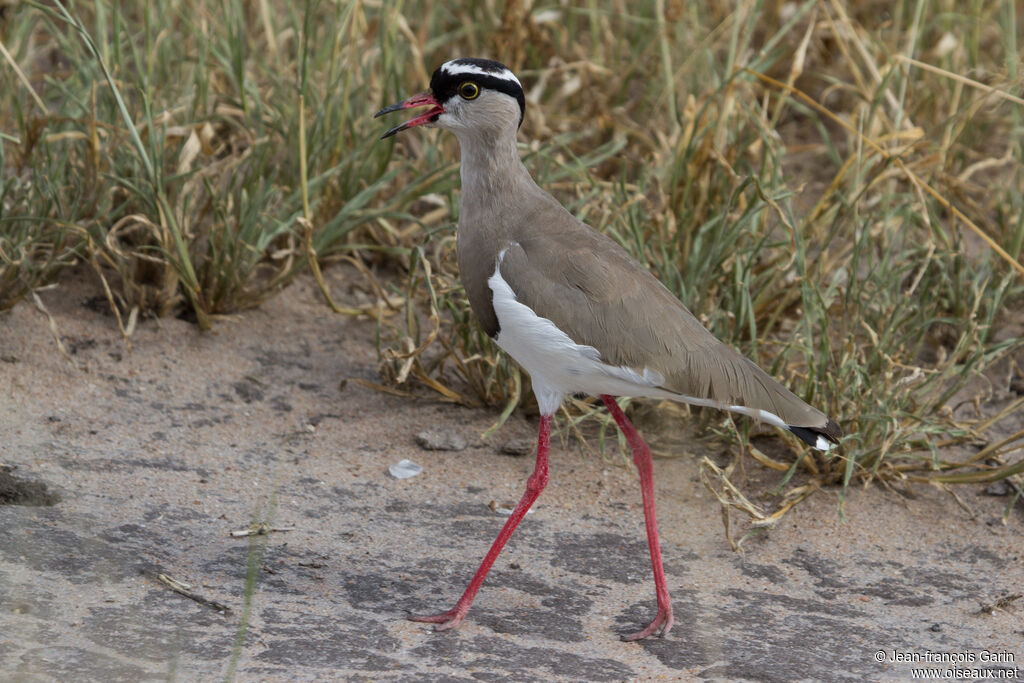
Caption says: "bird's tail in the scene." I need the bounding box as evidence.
[788,418,843,452]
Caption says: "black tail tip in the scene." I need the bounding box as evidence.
[788,418,842,450]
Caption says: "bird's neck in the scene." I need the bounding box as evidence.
[455,130,535,220]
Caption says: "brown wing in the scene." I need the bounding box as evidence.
[497,209,834,432]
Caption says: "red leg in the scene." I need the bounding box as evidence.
[409,415,552,630]
[601,395,674,640]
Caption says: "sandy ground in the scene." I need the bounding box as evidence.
[1,268,1022,682]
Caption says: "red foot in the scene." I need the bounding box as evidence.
[622,605,674,641]
[408,606,468,631]
[408,416,554,635]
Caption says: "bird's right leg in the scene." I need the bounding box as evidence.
[601,395,674,640]
[409,415,552,630]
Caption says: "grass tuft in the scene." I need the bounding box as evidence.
[2,1,1022,509]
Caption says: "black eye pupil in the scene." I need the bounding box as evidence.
[460,83,478,99]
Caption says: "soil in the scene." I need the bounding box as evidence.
[1,267,1022,682]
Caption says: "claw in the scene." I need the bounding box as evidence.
[408,607,467,631]
[621,606,674,641]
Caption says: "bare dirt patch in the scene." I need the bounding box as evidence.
[1,267,1022,681]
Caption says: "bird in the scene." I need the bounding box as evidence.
[375,57,842,641]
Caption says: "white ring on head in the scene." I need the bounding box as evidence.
[441,61,521,87]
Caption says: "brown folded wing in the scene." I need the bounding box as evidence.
[496,211,835,435]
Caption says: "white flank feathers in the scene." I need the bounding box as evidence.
[489,249,669,416]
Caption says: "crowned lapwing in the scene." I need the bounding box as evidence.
[376,58,842,640]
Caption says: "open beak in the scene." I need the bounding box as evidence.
[374,92,444,139]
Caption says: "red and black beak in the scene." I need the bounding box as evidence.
[374,92,444,139]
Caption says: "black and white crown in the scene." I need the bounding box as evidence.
[430,58,526,127]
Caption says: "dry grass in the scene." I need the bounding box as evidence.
[1,1,1022,514]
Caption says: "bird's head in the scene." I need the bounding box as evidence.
[375,58,525,140]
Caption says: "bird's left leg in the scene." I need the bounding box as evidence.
[408,414,552,630]
[601,395,674,640]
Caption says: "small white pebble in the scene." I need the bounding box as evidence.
[388,459,423,479]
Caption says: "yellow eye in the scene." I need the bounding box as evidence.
[458,82,480,100]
